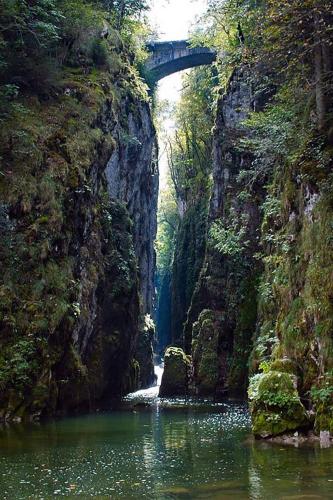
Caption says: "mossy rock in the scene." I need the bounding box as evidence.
[124,359,140,394]
[249,370,309,438]
[270,358,298,375]
[159,347,191,397]
[192,309,219,396]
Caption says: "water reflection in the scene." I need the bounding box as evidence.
[0,403,333,499]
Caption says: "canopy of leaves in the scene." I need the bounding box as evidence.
[167,66,216,207]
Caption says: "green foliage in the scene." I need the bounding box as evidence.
[311,384,333,405]
[156,183,178,276]
[105,0,149,29]
[191,0,260,86]
[259,360,272,374]
[0,0,152,104]
[310,373,333,432]
[167,66,216,205]
[210,214,249,258]
[0,338,40,392]
[249,371,300,412]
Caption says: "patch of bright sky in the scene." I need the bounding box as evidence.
[148,0,207,188]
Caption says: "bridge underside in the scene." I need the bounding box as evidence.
[149,53,216,81]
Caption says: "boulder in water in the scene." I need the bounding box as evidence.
[159,347,191,397]
[248,370,309,438]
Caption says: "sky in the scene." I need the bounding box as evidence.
[149,0,207,42]
[148,0,207,187]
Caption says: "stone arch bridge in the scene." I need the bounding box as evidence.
[145,40,216,81]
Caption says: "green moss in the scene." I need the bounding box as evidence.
[249,370,309,437]
[228,273,260,393]
[251,139,333,436]
[311,373,333,433]
[171,196,210,346]
[270,358,298,374]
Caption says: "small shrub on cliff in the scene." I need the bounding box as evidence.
[210,213,249,258]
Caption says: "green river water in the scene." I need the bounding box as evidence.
[1,394,333,499]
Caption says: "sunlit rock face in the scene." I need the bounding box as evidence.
[184,68,266,397]
[105,97,158,389]
[159,347,191,397]
[106,98,159,318]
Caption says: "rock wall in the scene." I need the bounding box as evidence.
[0,58,158,419]
[180,64,333,434]
[171,197,209,345]
[250,130,333,436]
[184,68,265,396]
[105,95,158,388]
[156,270,172,353]
[105,98,158,317]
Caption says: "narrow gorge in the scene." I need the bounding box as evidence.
[0,0,333,498]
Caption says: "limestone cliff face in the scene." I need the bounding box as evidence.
[181,65,333,434]
[184,68,264,396]
[106,98,158,317]
[0,62,157,419]
[105,96,158,388]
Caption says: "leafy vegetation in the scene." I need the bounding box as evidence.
[210,214,249,258]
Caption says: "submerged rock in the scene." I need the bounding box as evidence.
[248,370,309,438]
[159,347,191,397]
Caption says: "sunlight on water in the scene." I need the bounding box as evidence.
[1,399,333,499]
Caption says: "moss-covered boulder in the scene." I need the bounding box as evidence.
[159,347,191,397]
[248,370,309,438]
[192,310,220,396]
